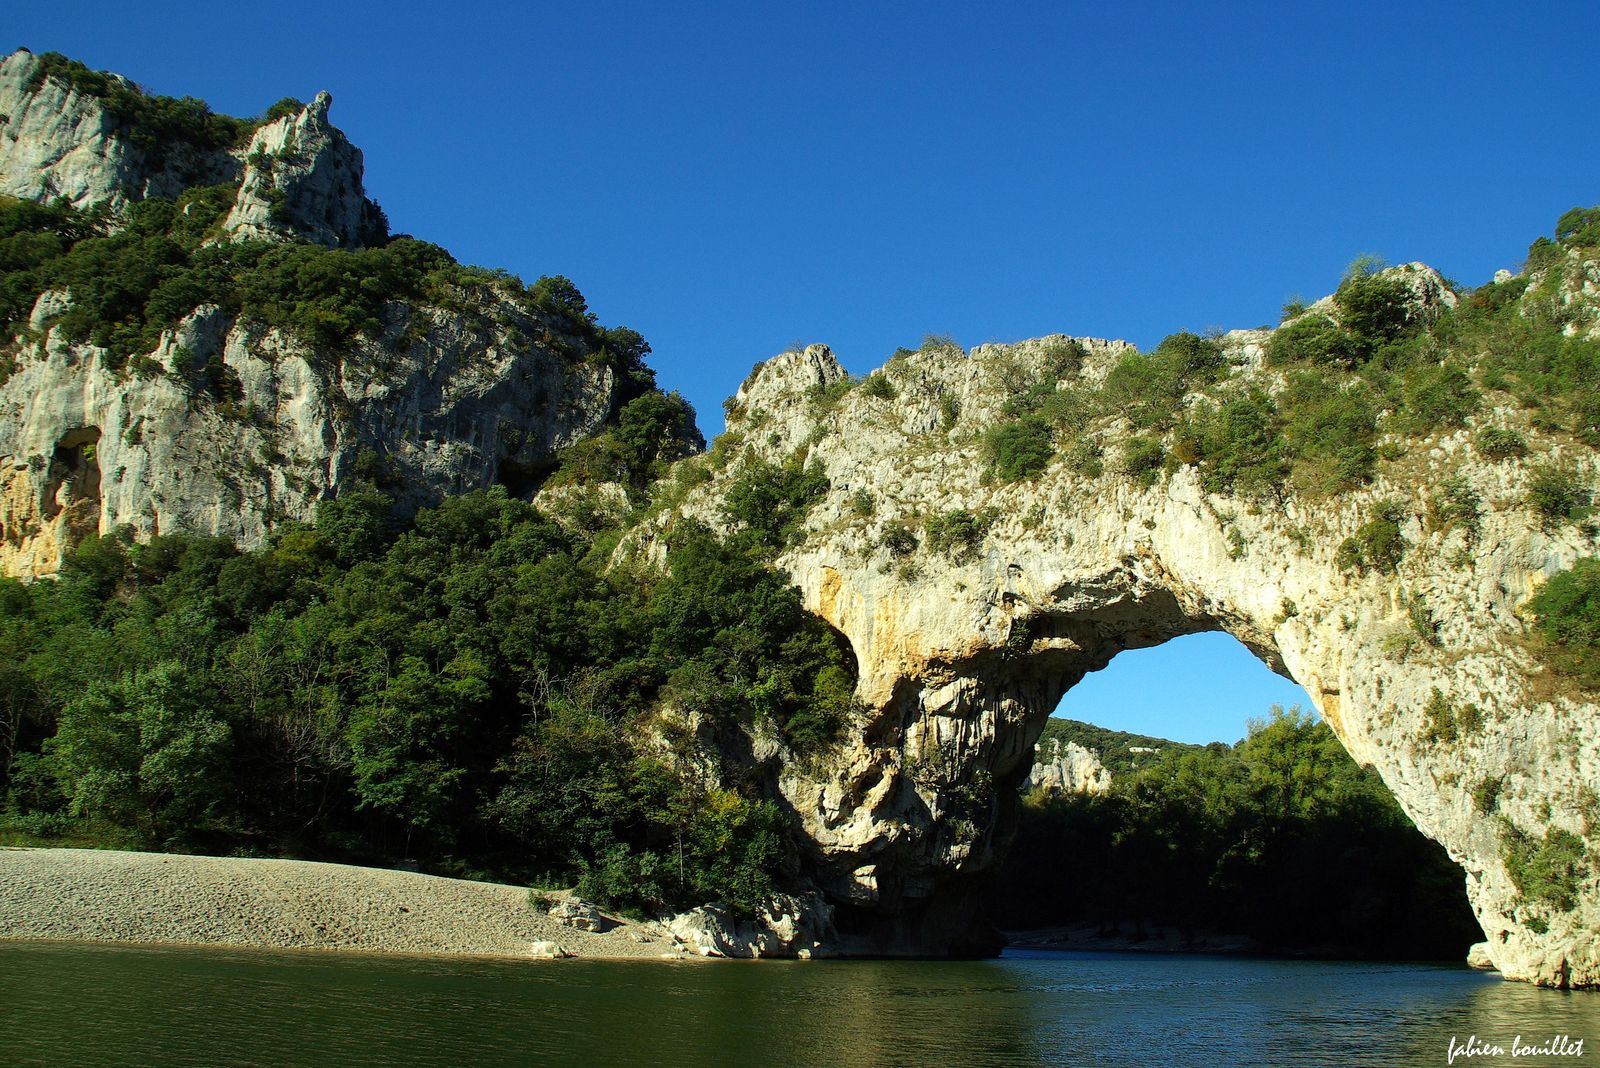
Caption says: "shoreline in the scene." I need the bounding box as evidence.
[0,846,699,962]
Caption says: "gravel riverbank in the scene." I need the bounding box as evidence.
[0,847,686,960]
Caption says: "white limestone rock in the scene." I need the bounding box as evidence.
[527,940,571,959]
[548,898,607,933]
[0,49,241,209]
[0,294,617,578]
[1023,739,1112,796]
[665,893,835,959]
[221,91,386,248]
[648,260,1600,986]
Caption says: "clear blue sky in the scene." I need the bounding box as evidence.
[12,1,1597,742]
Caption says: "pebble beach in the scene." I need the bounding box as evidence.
[0,847,682,960]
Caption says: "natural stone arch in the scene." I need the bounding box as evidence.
[666,340,1600,987]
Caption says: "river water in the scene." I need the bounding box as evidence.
[2,942,1596,1067]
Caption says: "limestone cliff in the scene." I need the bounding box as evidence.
[0,50,239,208]
[1022,739,1112,796]
[0,294,617,577]
[221,90,387,248]
[0,50,622,576]
[647,253,1600,985]
[0,49,383,244]
[6,49,1600,989]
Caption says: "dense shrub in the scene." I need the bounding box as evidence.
[983,418,1054,481]
[0,195,650,379]
[1555,206,1600,248]
[1,490,855,916]
[1526,463,1592,531]
[860,372,896,400]
[882,523,919,557]
[1280,373,1378,495]
[1334,265,1417,350]
[26,51,258,151]
[1502,825,1589,912]
[1266,313,1365,368]
[1119,435,1166,487]
[1101,331,1223,431]
[722,456,829,548]
[1525,558,1600,689]
[925,509,997,561]
[1474,426,1528,461]
[1393,361,1478,435]
[1177,388,1285,497]
[1337,502,1407,575]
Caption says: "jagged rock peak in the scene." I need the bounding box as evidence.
[735,344,846,403]
[221,90,388,249]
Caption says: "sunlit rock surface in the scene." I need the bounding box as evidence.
[4,45,1598,988]
[0,50,241,208]
[1022,739,1112,796]
[221,91,387,248]
[653,256,1600,984]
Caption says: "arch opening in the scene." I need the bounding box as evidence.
[984,632,1480,961]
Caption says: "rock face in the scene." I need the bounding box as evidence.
[1022,739,1112,796]
[548,898,607,933]
[665,893,835,958]
[221,91,386,248]
[0,50,384,247]
[0,293,617,577]
[0,50,241,209]
[0,51,616,577]
[6,49,1599,988]
[655,254,1600,984]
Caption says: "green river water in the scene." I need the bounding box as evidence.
[2,942,1597,1067]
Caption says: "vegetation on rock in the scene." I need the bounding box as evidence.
[1527,558,1600,690]
[24,50,260,151]
[964,207,1600,509]
[0,193,658,390]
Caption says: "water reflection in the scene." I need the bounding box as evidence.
[1,943,1596,1068]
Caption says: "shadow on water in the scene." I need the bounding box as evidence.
[2,942,1597,1067]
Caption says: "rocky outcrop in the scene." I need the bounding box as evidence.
[665,893,835,958]
[1022,739,1112,796]
[221,91,386,248]
[1,292,617,576]
[6,49,1598,988]
[0,49,382,248]
[651,258,1600,984]
[0,50,242,209]
[548,898,607,933]
[0,52,616,576]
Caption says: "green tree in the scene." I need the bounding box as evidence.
[47,663,232,840]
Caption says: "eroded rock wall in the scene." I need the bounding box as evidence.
[0,293,616,574]
[0,50,605,575]
[655,273,1600,984]
[0,50,241,209]
[0,49,383,246]
[1023,739,1112,796]
[221,90,386,248]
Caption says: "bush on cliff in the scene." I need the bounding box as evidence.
[1526,558,1600,690]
